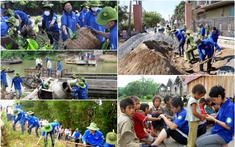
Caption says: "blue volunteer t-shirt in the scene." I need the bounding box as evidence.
[1,21,9,37]
[57,62,62,70]
[200,26,205,37]
[12,76,23,90]
[173,108,189,134]
[61,11,79,40]
[110,23,117,50]
[197,40,221,62]
[84,9,105,42]
[211,98,234,143]
[209,29,219,42]
[103,142,115,147]
[1,71,7,84]
[79,9,88,27]
[174,29,185,42]
[14,10,28,21]
[41,13,59,32]
[15,105,22,110]
[82,130,104,147]
[73,131,81,139]
[41,122,60,136]
[74,87,87,99]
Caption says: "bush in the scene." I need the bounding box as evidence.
[146,94,152,100]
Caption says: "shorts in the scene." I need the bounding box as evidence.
[56,70,61,75]
[1,83,8,90]
[16,90,22,99]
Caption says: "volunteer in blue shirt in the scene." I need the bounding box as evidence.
[209,27,219,43]
[73,128,81,146]
[12,108,25,134]
[82,122,104,147]
[36,122,60,146]
[11,72,24,99]
[61,1,80,41]
[1,16,16,37]
[199,23,205,39]
[194,38,222,74]
[103,132,117,147]
[152,97,189,146]
[79,3,89,28]
[95,6,118,50]
[69,81,87,99]
[37,4,60,49]
[15,102,22,110]
[1,66,8,99]
[196,86,234,147]
[172,29,185,57]
[80,77,88,94]
[14,10,29,30]
[84,1,105,45]
[56,60,62,79]
[27,111,40,137]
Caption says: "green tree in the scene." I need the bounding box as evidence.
[143,11,163,27]
[171,1,186,25]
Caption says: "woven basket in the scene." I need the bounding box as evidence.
[65,27,101,49]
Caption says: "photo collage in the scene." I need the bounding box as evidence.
[0,0,234,147]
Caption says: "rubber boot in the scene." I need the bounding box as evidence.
[199,64,204,71]
[206,60,212,74]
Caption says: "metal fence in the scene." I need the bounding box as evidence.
[193,17,234,37]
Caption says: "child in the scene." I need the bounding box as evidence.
[150,95,164,131]
[186,84,206,147]
[117,97,141,147]
[163,95,174,121]
[198,98,207,136]
[103,132,117,147]
[130,96,160,146]
[204,98,215,115]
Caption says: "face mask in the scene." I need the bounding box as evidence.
[65,6,72,12]
[91,7,98,12]
[44,11,50,16]
[103,24,110,29]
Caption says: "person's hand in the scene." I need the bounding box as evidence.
[66,34,70,39]
[49,23,53,28]
[89,27,98,35]
[206,114,215,121]
[216,51,222,56]
[83,142,87,146]
[201,114,206,121]
[159,114,165,118]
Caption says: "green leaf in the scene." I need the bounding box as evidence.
[6,42,13,49]
[26,39,38,50]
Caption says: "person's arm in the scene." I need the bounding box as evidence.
[97,133,104,147]
[82,131,88,146]
[206,114,231,130]
[97,31,110,39]
[160,114,178,130]
[36,136,43,145]
[147,117,161,121]
[211,41,222,53]
[76,23,80,30]
[16,14,21,22]
[191,103,204,120]
[197,46,204,62]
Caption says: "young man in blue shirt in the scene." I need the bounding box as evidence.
[61,1,80,41]
[95,6,118,50]
[199,23,205,39]
[79,2,89,28]
[14,10,29,30]
[12,108,25,134]
[194,38,222,74]
[82,122,104,147]
[11,72,24,99]
[73,128,81,146]
[84,1,105,45]
[1,66,8,99]
[172,29,185,57]
[26,111,40,137]
[56,60,62,79]
[209,27,219,43]
[69,81,87,99]
[1,16,16,37]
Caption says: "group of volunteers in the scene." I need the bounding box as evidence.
[1,66,24,99]
[0,0,117,50]
[5,102,117,146]
[118,84,234,147]
[154,23,221,75]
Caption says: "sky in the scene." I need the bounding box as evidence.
[119,0,183,21]
[0,100,14,107]
[118,75,177,87]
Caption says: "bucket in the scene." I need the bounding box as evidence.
[64,27,101,49]
[51,82,71,99]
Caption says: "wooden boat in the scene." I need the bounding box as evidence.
[5,70,15,73]
[21,77,40,89]
[1,59,23,64]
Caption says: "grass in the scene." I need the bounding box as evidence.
[1,110,66,147]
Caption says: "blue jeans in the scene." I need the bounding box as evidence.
[28,124,39,137]
[48,68,52,77]
[7,114,12,121]
[44,131,55,147]
[12,117,24,134]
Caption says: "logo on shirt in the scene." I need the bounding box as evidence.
[178,115,182,120]
[226,117,232,123]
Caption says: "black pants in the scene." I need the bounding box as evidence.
[200,54,212,73]
[46,31,59,50]
[178,41,185,56]
[75,139,80,147]
[166,128,188,145]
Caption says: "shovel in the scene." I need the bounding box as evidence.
[186,52,222,73]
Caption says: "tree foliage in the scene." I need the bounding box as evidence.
[143,10,163,27]
[15,101,117,136]
[118,77,159,99]
[171,1,186,24]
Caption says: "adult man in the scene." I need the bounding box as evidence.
[56,60,62,79]
[27,111,40,137]
[12,108,25,134]
[199,23,205,39]
[209,27,219,43]
[1,66,8,99]
[1,16,16,37]
[46,58,52,77]
[13,10,29,30]
[73,128,81,146]
[11,72,24,99]
[172,29,185,57]
[185,30,196,63]
[94,6,117,50]
[194,38,222,74]
[82,122,104,147]
[61,1,80,41]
